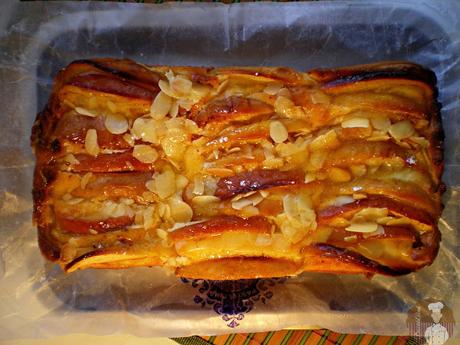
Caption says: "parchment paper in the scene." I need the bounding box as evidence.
[0,0,459,339]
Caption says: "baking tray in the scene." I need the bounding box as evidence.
[0,0,459,340]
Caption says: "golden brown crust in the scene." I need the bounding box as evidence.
[32,59,443,279]
[176,257,304,280]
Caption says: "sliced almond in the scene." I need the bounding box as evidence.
[122,133,135,147]
[249,193,264,206]
[329,217,350,228]
[184,119,200,135]
[350,164,367,177]
[277,87,291,98]
[282,194,297,218]
[241,205,260,217]
[176,174,189,191]
[341,117,370,128]
[141,191,156,202]
[101,200,116,215]
[64,154,80,165]
[154,170,176,199]
[297,192,313,211]
[310,90,330,105]
[134,210,144,226]
[367,133,391,142]
[65,197,84,205]
[161,133,187,161]
[276,142,303,157]
[178,98,194,111]
[409,136,429,147]
[151,91,172,119]
[192,195,220,206]
[231,191,257,202]
[363,225,385,238]
[132,145,158,164]
[345,222,379,233]
[262,157,284,169]
[309,129,339,151]
[130,117,147,139]
[85,129,100,157]
[352,207,388,221]
[80,172,93,190]
[159,79,178,98]
[131,117,161,144]
[304,172,316,183]
[104,113,128,135]
[156,228,168,240]
[389,120,415,140]
[263,146,275,160]
[169,197,193,223]
[259,190,270,198]
[171,76,193,96]
[190,84,211,102]
[176,256,191,266]
[352,192,367,200]
[250,92,273,104]
[370,117,391,132]
[274,96,295,116]
[192,176,205,195]
[308,150,326,170]
[120,198,134,205]
[263,83,283,95]
[344,235,358,242]
[328,167,352,182]
[255,234,272,246]
[143,206,156,230]
[203,168,234,177]
[169,100,179,118]
[75,107,97,117]
[165,70,175,82]
[204,176,218,195]
[145,180,156,192]
[164,117,184,130]
[232,197,254,210]
[333,195,355,206]
[157,202,167,218]
[269,120,289,143]
[106,100,117,113]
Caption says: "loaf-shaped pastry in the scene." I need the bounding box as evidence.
[31,59,444,279]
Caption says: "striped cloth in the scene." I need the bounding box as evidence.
[173,330,419,345]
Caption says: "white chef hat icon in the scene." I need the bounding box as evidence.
[428,302,444,313]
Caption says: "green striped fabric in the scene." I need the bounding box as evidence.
[279,330,294,345]
[317,330,330,345]
[261,331,275,345]
[387,336,398,345]
[175,329,414,345]
[224,333,237,345]
[351,334,364,345]
[298,330,313,345]
[173,335,214,345]
[242,333,256,345]
[368,335,379,345]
